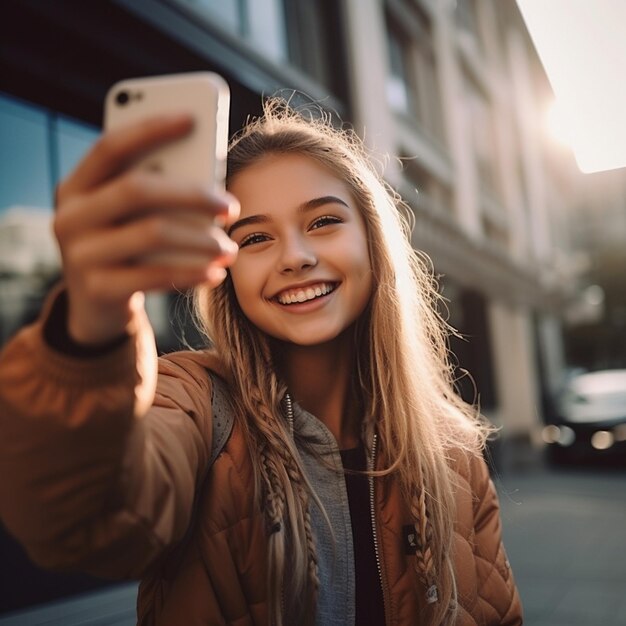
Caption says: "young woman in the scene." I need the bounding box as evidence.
[0,100,522,626]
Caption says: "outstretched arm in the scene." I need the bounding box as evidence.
[0,291,219,578]
[0,114,238,579]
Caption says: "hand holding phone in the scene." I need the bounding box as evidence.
[53,73,237,346]
[103,73,232,268]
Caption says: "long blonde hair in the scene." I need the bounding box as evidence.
[194,99,491,625]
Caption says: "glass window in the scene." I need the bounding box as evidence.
[386,16,414,115]
[0,95,98,214]
[171,0,345,100]
[386,23,413,114]
[177,0,240,34]
[385,7,446,147]
[283,0,347,99]
[56,116,99,181]
[442,281,498,410]
[175,0,287,62]
[464,73,500,198]
[413,38,446,144]
[0,93,53,211]
[0,94,98,348]
[248,0,287,62]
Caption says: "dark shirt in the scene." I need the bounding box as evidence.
[340,444,386,626]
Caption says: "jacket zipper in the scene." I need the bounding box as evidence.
[281,394,293,625]
[368,433,389,624]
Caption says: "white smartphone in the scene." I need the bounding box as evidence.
[104,72,230,188]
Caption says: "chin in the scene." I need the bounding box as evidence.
[270,324,354,348]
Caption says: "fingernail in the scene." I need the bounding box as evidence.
[228,197,240,220]
[220,192,240,220]
[207,266,227,283]
[222,239,238,255]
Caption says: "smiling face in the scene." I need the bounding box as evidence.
[227,154,373,347]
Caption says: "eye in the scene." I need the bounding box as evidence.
[239,232,271,248]
[309,215,343,230]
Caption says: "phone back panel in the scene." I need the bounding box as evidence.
[104,73,230,188]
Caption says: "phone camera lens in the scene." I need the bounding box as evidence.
[115,91,130,106]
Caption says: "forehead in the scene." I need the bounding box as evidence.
[228,154,353,215]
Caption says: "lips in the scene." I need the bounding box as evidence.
[274,281,337,305]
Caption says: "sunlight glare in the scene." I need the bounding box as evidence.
[517,0,626,173]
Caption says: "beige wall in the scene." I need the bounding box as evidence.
[488,300,541,439]
[340,0,572,438]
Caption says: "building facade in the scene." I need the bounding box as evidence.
[2,0,574,434]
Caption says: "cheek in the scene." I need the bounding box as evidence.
[354,239,374,304]
[229,258,272,329]
[350,234,372,283]
[336,238,373,307]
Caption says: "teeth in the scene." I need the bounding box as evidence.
[277,282,335,305]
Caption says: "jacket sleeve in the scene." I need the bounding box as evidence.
[0,290,214,579]
[471,454,523,626]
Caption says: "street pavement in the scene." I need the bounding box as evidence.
[495,454,626,626]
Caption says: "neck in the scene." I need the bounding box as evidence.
[274,332,362,449]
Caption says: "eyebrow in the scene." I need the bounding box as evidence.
[227,195,350,236]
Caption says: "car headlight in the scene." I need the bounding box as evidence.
[542,425,576,446]
[614,424,626,442]
[591,431,614,450]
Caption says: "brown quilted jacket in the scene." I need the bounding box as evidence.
[0,292,522,625]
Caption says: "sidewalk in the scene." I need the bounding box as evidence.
[496,456,626,626]
[0,584,137,626]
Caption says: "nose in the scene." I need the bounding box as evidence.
[277,233,317,274]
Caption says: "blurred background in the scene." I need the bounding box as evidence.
[1,1,625,624]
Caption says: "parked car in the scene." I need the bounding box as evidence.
[543,369,626,464]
